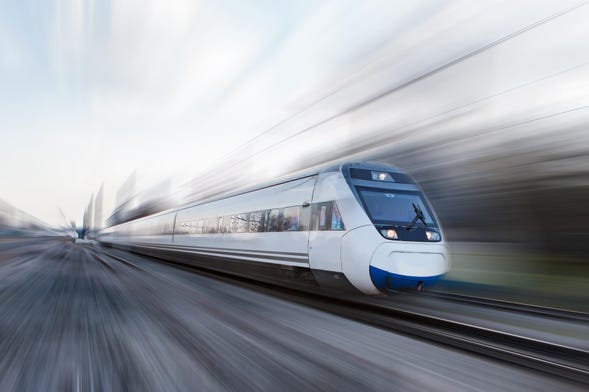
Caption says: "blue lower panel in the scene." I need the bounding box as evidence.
[369,266,444,290]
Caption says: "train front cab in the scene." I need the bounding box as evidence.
[338,163,450,294]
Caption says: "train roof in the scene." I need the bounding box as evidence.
[180,161,404,210]
[112,161,405,224]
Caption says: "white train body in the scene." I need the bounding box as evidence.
[99,162,450,294]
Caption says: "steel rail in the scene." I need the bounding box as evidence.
[98,246,589,385]
[417,290,589,322]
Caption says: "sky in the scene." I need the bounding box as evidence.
[1,0,588,227]
[0,0,420,225]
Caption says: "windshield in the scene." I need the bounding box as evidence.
[357,187,437,226]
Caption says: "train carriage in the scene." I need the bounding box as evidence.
[99,162,450,294]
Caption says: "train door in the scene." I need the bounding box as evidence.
[255,177,316,263]
[308,173,347,273]
[308,201,345,272]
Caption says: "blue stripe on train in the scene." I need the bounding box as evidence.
[369,265,444,290]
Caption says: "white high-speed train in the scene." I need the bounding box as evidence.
[99,162,450,294]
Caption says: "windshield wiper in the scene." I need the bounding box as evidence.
[406,203,427,230]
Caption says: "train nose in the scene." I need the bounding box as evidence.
[369,243,450,290]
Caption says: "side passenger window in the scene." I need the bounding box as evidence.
[236,213,248,233]
[298,204,310,231]
[311,202,332,231]
[265,209,282,232]
[282,207,300,231]
[206,217,218,234]
[249,211,265,232]
[331,202,345,231]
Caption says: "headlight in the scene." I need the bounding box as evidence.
[425,231,441,241]
[371,171,394,182]
[381,229,398,239]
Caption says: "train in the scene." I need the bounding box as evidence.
[98,162,450,294]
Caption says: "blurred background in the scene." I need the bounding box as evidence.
[1,0,588,307]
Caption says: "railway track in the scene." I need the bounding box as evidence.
[96,246,589,386]
[418,290,589,322]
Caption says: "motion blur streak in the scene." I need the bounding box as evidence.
[0,199,53,237]
[117,0,588,307]
[0,1,586,303]
[1,1,589,390]
[0,239,584,391]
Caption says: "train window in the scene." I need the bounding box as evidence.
[163,202,342,235]
[311,202,332,231]
[357,188,436,226]
[249,211,265,232]
[236,213,248,233]
[298,204,310,231]
[331,202,345,231]
[221,216,232,233]
[282,207,300,231]
[207,217,218,234]
[203,217,216,234]
[266,209,282,232]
